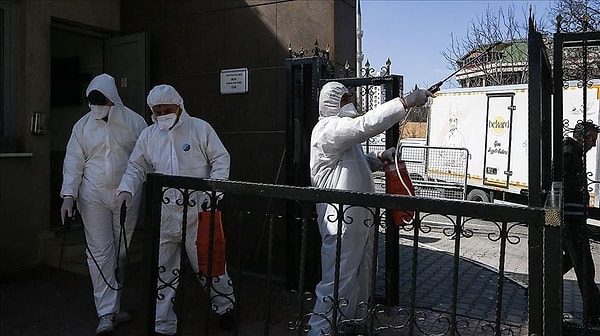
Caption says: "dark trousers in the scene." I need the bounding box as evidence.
[563,217,600,321]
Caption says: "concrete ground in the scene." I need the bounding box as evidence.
[1,218,599,336]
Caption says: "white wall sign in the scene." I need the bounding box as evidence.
[220,68,248,94]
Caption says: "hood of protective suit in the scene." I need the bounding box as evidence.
[85,74,125,106]
[147,84,187,123]
[319,81,350,119]
[62,74,148,200]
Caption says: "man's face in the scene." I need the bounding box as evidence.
[449,117,458,130]
[583,131,598,152]
[152,104,180,117]
[340,93,352,107]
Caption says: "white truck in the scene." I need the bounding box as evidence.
[422,81,600,206]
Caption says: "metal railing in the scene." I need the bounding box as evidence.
[139,173,547,336]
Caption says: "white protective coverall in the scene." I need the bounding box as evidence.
[308,82,409,335]
[60,73,148,318]
[117,84,234,335]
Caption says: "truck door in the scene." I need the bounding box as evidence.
[483,93,515,188]
[104,32,149,121]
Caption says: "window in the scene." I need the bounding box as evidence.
[1,6,5,136]
[1,1,17,152]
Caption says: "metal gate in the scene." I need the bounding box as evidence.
[280,24,549,334]
[285,48,407,304]
[527,15,556,335]
[520,15,600,335]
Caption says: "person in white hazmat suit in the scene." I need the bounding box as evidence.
[307,82,432,336]
[116,84,235,335]
[60,73,148,335]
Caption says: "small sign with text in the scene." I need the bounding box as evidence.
[220,68,248,94]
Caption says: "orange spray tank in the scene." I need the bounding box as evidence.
[384,160,415,226]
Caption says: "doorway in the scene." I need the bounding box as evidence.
[49,23,106,228]
[49,20,149,229]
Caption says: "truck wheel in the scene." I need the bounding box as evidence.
[467,189,490,202]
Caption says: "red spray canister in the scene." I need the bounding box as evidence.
[384,160,415,226]
[197,211,226,276]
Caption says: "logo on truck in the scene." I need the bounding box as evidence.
[488,116,510,136]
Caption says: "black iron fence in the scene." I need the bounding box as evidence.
[139,173,549,336]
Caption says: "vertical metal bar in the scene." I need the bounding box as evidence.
[204,191,216,334]
[263,213,275,335]
[541,58,553,197]
[176,189,189,334]
[582,36,588,123]
[284,58,296,291]
[384,186,399,306]
[408,215,421,336]
[384,76,401,307]
[553,33,564,182]
[333,203,344,335]
[539,28,560,336]
[143,174,162,336]
[285,58,306,291]
[527,17,544,335]
[450,215,463,336]
[368,208,381,336]
[235,209,244,335]
[298,202,310,333]
[552,31,567,336]
[206,191,215,281]
[544,183,563,336]
[528,18,543,209]
[494,221,508,336]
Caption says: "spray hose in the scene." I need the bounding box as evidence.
[394,137,416,197]
[58,203,129,291]
[80,202,130,291]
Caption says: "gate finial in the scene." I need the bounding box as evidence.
[311,39,330,59]
[382,58,392,76]
[340,60,352,78]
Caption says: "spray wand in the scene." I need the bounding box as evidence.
[426,41,502,94]
[392,42,503,207]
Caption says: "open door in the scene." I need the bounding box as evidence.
[104,32,149,230]
[50,28,149,229]
[104,32,149,121]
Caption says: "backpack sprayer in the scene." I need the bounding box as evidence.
[387,42,502,226]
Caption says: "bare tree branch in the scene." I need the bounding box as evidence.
[442,3,549,87]
[549,0,600,81]
[550,0,600,32]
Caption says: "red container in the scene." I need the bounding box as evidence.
[197,211,226,276]
[384,161,415,226]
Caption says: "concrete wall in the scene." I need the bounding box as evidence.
[0,0,356,276]
[120,0,356,274]
[121,0,355,182]
[0,0,120,275]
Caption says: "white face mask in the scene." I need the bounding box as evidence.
[156,113,177,131]
[339,103,359,118]
[90,105,111,119]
